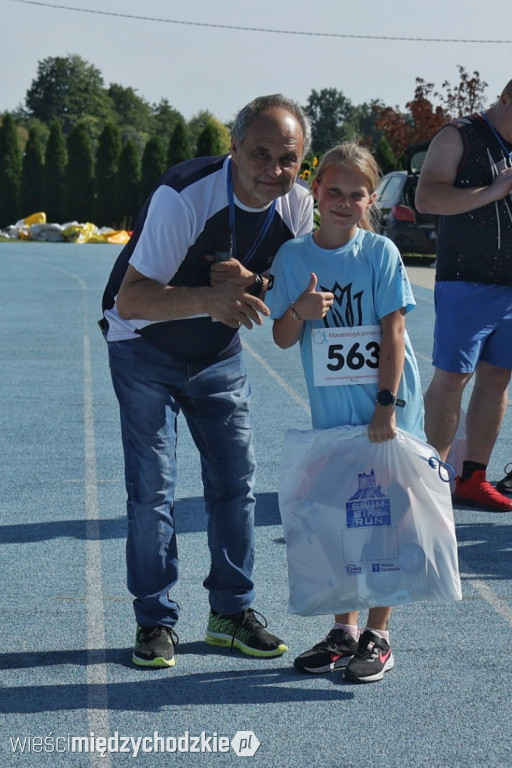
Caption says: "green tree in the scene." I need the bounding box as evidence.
[107,83,153,134]
[20,125,44,217]
[0,113,23,227]
[95,122,121,227]
[25,54,114,135]
[188,111,230,155]
[167,117,191,167]
[116,140,141,230]
[65,122,95,221]
[374,136,397,175]
[152,98,183,141]
[209,117,230,154]
[346,100,387,147]
[119,125,146,158]
[195,122,223,157]
[188,110,214,151]
[43,120,67,222]
[140,135,166,205]
[305,88,354,155]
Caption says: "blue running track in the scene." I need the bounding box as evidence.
[1,243,511,767]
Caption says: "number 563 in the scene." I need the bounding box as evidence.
[326,341,380,372]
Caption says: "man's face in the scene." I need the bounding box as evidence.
[230,107,305,208]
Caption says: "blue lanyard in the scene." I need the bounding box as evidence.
[480,111,512,162]
[226,158,276,266]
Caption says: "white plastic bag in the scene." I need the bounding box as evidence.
[278,425,462,615]
[447,408,466,492]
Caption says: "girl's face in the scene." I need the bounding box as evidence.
[313,163,376,237]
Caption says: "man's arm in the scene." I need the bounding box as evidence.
[208,257,268,296]
[415,125,512,215]
[116,265,269,330]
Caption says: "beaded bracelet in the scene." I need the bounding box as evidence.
[290,302,303,322]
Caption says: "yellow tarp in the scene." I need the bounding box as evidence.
[1,212,131,244]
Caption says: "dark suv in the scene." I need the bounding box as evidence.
[376,142,437,258]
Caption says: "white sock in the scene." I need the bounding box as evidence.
[333,623,359,641]
[365,626,390,644]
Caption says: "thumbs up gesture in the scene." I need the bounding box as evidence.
[294,273,334,320]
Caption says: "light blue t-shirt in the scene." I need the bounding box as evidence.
[266,228,425,438]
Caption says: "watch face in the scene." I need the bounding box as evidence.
[377,390,394,406]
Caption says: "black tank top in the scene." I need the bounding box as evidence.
[436,113,512,284]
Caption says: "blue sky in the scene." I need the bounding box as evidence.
[2,0,510,122]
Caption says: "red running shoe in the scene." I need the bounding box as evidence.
[452,470,512,512]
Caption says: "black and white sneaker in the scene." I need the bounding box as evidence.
[345,629,394,683]
[294,628,358,673]
[496,463,512,494]
[132,625,178,668]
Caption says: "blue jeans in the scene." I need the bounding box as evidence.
[108,338,256,627]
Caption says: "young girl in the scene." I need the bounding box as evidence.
[266,142,425,683]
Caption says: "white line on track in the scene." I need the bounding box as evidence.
[458,556,512,627]
[83,329,112,764]
[242,339,310,412]
[39,264,111,766]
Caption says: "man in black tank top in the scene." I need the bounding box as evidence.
[416,79,512,512]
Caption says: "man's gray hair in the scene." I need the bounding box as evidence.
[231,94,311,158]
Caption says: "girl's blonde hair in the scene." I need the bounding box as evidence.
[314,141,381,232]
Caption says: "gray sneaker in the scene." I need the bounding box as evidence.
[132,625,178,668]
[345,630,394,683]
[294,628,358,673]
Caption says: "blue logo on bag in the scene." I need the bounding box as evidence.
[372,563,400,572]
[346,469,391,528]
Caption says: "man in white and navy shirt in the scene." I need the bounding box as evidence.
[101,94,313,668]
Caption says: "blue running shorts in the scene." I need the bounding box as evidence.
[432,281,512,372]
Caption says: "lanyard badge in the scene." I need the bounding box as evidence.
[226,158,277,266]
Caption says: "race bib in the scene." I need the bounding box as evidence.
[311,325,381,386]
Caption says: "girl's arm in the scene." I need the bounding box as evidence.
[368,308,406,442]
[272,273,334,349]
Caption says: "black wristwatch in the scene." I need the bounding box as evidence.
[376,389,406,408]
[247,274,264,297]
